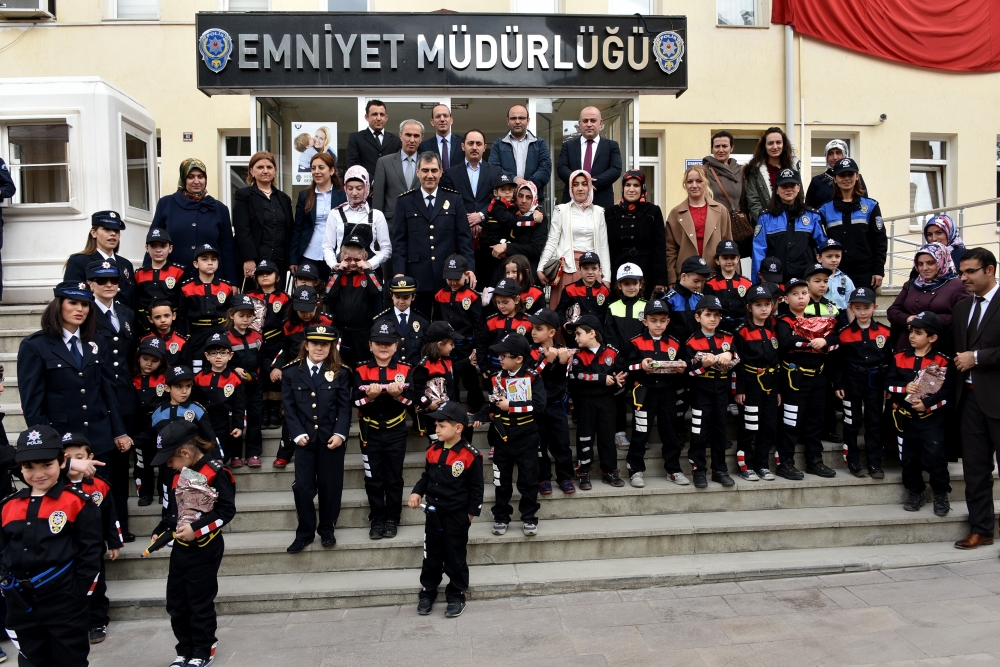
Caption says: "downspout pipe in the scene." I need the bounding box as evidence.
[785,25,795,141]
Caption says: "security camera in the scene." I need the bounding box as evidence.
[879,114,887,123]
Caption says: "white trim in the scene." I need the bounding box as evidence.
[0,112,81,215]
[108,0,160,21]
[222,0,271,9]
[119,114,155,220]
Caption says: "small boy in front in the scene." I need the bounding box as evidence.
[885,311,954,517]
[816,238,855,313]
[135,226,187,335]
[408,401,484,619]
[375,276,429,367]
[554,251,612,325]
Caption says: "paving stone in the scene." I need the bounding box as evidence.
[696,644,768,667]
[820,586,871,609]
[647,596,738,623]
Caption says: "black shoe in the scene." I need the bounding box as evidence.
[933,492,950,517]
[417,597,434,615]
[321,534,337,548]
[712,471,735,487]
[137,496,153,507]
[805,460,836,478]
[847,463,867,478]
[693,471,708,488]
[775,462,804,480]
[121,532,136,543]
[286,538,312,554]
[822,431,844,443]
[725,440,734,450]
[444,600,466,618]
[904,491,926,512]
[369,521,385,540]
[89,625,107,644]
[601,470,625,488]
[868,466,885,480]
[578,473,592,490]
[382,518,398,538]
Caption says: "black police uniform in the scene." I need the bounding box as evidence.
[178,272,236,371]
[412,355,458,440]
[0,158,15,299]
[816,160,886,288]
[64,211,138,312]
[227,317,265,462]
[281,336,352,546]
[431,271,487,413]
[135,261,188,335]
[568,337,623,477]
[374,277,429,367]
[131,364,167,503]
[247,264,291,427]
[193,364,246,466]
[530,342,575,485]
[326,265,382,367]
[412,429,484,606]
[704,274,753,333]
[555,276,612,325]
[733,295,781,475]
[480,195,548,284]
[685,326,736,476]
[67,472,123,634]
[142,329,191,368]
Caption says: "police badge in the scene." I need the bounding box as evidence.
[165,277,176,290]
[722,342,731,352]
[217,291,227,304]
[394,374,405,384]
[91,491,104,506]
[652,31,685,74]
[667,346,677,360]
[325,370,335,382]
[184,410,196,422]
[596,294,605,306]
[604,355,614,366]
[273,300,282,313]
[443,200,450,210]
[875,216,884,231]
[860,204,869,214]
[156,383,166,397]
[224,383,235,398]
[361,279,367,287]
[737,285,747,297]
[199,28,233,74]
[876,335,886,349]
[462,297,471,310]
[169,342,179,355]
[525,297,534,309]
[800,215,811,226]
[89,341,99,355]
[413,321,420,332]
[754,224,762,237]
[517,326,526,335]
[49,510,68,534]
[771,336,779,349]
[452,460,465,477]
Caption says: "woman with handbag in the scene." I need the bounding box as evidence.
[537,170,611,309]
[604,170,668,298]
[703,131,753,258]
[665,165,733,286]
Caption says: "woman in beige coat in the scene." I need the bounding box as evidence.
[665,165,733,286]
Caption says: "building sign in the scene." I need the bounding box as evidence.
[195,12,687,95]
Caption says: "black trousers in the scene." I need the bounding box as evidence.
[167,538,223,662]
[8,582,89,667]
[574,393,617,474]
[89,559,110,629]
[228,380,263,460]
[896,410,950,495]
[95,444,131,535]
[778,366,826,464]
[275,420,298,463]
[292,439,346,541]
[688,381,729,473]
[134,432,159,501]
[615,390,628,433]
[361,423,408,523]
[339,327,371,369]
[490,424,541,523]
[961,392,1000,537]
[208,413,236,463]
[842,368,885,467]
[419,511,472,603]
[736,376,778,472]
[452,347,484,413]
[538,400,575,483]
[627,384,682,475]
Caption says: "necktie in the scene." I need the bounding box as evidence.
[69,335,83,369]
[399,312,408,332]
[107,308,119,333]
[583,139,594,174]
[441,138,450,170]
[404,157,414,185]
[311,365,320,381]
[374,130,382,145]
[426,194,434,211]
[968,295,984,347]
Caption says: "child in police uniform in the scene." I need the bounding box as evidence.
[246,259,290,429]
[528,308,577,495]
[142,298,191,368]
[132,337,169,506]
[605,263,646,452]
[432,254,487,414]
[178,243,236,372]
[135,226,187,336]
[193,332,246,465]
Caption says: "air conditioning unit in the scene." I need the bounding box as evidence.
[0,0,55,20]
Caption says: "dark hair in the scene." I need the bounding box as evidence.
[766,184,804,216]
[41,297,97,341]
[961,247,998,271]
[65,226,117,271]
[246,151,277,185]
[418,151,442,170]
[614,276,646,297]
[493,292,524,314]
[745,126,795,176]
[505,255,532,291]
[304,152,344,213]
[149,298,173,313]
[134,345,164,377]
[178,436,216,457]
[711,131,734,149]
[365,99,387,114]
[575,323,603,344]
[463,129,486,144]
[293,338,344,374]
[420,340,447,360]
[64,441,93,456]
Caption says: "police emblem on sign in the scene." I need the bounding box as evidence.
[462,297,471,310]
[452,460,465,477]
[224,383,235,398]
[199,28,233,74]
[49,511,67,534]
[652,31,685,75]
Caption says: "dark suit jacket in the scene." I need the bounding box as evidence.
[290,188,347,266]
[440,161,501,222]
[418,134,465,169]
[232,185,294,270]
[346,128,403,179]
[391,187,474,292]
[557,137,623,210]
[94,301,138,417]
[65,252,137,313]
[953,288,1000,417]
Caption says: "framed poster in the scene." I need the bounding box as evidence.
[292,122,338,185]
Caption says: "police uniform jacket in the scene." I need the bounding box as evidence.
[832,320,893,381]
[147,402,218,449]
[626,332,686,390]
[664,284,702,345]
[65,252,137,312]
[704,274,753,327]
[178,277,236,335]
[751,207,827,280]
[605,296,647,351]
[686,330,737,383]
[271,313,334,370]
[411,438,484,516]
[17,331,127,456]
[776,312,841,369]
[374,308,429,366]
[132,372,168,433]
[530,345,570,401]
[0,483,103,617]
[135,262,187,322]
[412,357,457,411]
[141,330,190,368]
[352,361,415,423]
[484,364,547,430]
[193,369,246,434]
[733,320,780,394]
[94,300,138,417]
[520,286,545,316]
[885,349,953,414]
[569,345,623,398]
[555,278,611,325]
[432,287,487,350]
[152,456,236,548]
[327,269,382,330]
[69,476,123,551]
[227,327,263,382]
[281,362,352,445]
[818,196,887,279]
[391,187,475,292]
[479,313,533,372]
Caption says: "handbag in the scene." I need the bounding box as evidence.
[542,257,565,286]
[709,165,753,243]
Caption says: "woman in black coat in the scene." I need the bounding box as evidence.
[233,151,294,289]
[604,170,668,298]
[17,282,131,466]
[64,210,137,311]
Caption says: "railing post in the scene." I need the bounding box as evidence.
[958,208,965,241]
[889,219,895,287]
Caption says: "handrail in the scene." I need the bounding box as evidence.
[881,197,1000,223]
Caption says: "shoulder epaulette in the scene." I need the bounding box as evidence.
[373,308,392,321]
[440,186,459,194]
[282,359,299,370]
[66,486,91,503]
[804,206,820,214]
[606,344,619,353]
[463,441,481,457]
[399,187,418,196]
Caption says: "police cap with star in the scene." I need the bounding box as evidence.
[204,331,231,351]
[138,337,167,360]
[229,294,256,311]
[424,321,458,344]
[85,259,120,280]
[696,295,724,312]
[492,172,514,189]
[164,364,195,385]
[294,263,319,280]
[16,425,65,463]
[424,401,469,425]
[616,263,643,281]
[492,278,520,297]
[291,285,319,311]
[60,431,91,449]
[53,280,95,303]
[817,238,844,253]
[370,319,400,343]
[775,168,801,186]
[848,287,876,304]
[644,299,672,316]
[760,256,784,282]
[341,235,366,250]
[526,307,561,329]
[832,157,860,175]
[194,242,220,259]
[490,332,532,358]
[745,283,774,304]
[909,311,943,335]
[578,251,601,267]
[91,210,125,230]
[715,239,739,257]
[150,420,200,467]
[146,226,172,244]
[389,276,418,294]
[681,255,712,275]
[442,254,467,280]
[255,259,279,275]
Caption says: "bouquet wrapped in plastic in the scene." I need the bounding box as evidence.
[423,377,449,407]
[358,383,410,392]
[249,296,266,333]
[647,360,688,374]
[141,467,219,557]
[906,364,947,405]
[691,350,741,372]
[565,303,581,326]
[792,316,837,340]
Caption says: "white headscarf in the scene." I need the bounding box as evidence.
[343,165,370,212]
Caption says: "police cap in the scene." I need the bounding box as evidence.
[909,311,943,335]
[165,365,195,385]
[442,254,467,280]
[424,401,469,426]
[229,294,256,311]
[53,281,95,303]
[526,308,561,329]
[424,321,458,344]
[389,276,418,294]
[492,278,520,298]
[370,319,400,343]
[489,332,531,358]
[91,210,125,230]
[696,295,724,312]
[848,287,876,304]
[150,421,199,467]
[146,227,171,244]
[832,157,860,175]
[85,260,120,281]
[16,425,64,463]
[680,255,712,276]
[291,285,319,311]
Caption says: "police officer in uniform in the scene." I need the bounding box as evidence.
[374,276,429,367]
[64,211,138,312]
[0,156,15,300]
[391,151,476,316]
[750,169,827,281]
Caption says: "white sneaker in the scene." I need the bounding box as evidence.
[522,522,538,536]
[738,469,760,481]
[728,403,739,417]
[630,471,645,488]
[669,472,690,486]
[757,468,776,481]
[492,522,507,535]
[615,432,631,450]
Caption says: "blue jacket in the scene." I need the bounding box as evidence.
[391,187,474,292]
[149,191,237,283]
[290,187,347,266]
[488,133,552,195]
[751,208,827,281]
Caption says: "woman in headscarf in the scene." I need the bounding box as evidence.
[481,180,548,284]
[887,242,970,354]
[923,214,966,269]
[322,165,391,276]
[538,169,611,308]
[149,158,238,282]
[605,170,667,298]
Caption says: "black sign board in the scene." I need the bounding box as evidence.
[195,12,687,95]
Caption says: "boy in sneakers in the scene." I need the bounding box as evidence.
[624,298,689,487]
[528,308,576,495]
[885,312,954,516]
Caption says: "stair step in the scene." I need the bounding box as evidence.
[0,306,46,330]
[0,329,38,354]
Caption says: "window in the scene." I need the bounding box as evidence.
[909,139,948,214]
[227,0,269,9]
[638,135,660,206]
[124,130,151,212]
[513,0,556,12]
[6,123,71,205]
[810,136,854,178]
[221,134,252,212]
[327,0,367,11]
[609,0,649,15]
[717,0,764,26]
[114,0,159,19]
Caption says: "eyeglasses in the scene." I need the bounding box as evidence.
[206,349,230,356]
[92,278,119,286]
[959,267,986,277]
[497,353,518,360]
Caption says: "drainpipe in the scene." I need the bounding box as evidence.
[785,25,795,141]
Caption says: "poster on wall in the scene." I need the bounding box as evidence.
[292,122,337,185]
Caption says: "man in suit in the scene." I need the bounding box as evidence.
[417,104,464,172]
[556,106,623,210]
[391,152,476,315]
[489,103,552,197]
[347,99,403,178]
[372,119,423,235]
[952,247,1000,550]
[0,157,15,300]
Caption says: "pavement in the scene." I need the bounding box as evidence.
[78,556,1000,666]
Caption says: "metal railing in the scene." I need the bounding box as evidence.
[883,197,1000,287]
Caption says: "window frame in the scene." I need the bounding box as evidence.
[637,133,661,207]
[0,115,80,215]
[120,116,156,219]
[219,132,254,213]
[908,136,950,231]
[223,0,271,10]
[716,0,769,28]
[108,0,160,21]
[323,0,371,11]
